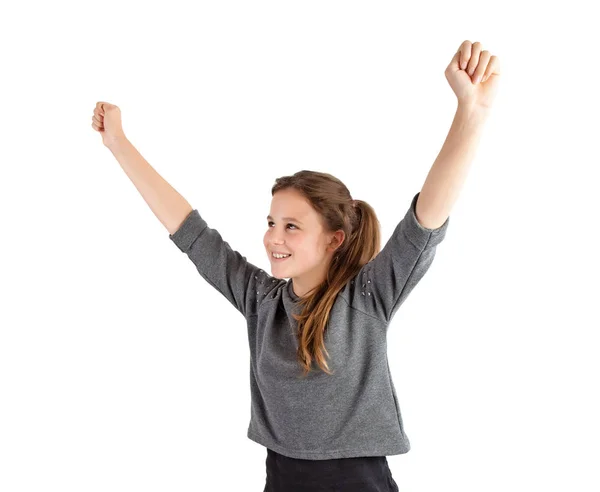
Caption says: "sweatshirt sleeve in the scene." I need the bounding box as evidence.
[348,192,450,324]
[168,209,279,319]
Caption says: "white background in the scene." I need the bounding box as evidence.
[1,0,599,491]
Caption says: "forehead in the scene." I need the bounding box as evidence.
[268,189,315,224]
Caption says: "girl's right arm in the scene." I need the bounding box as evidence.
[108,138,193,235]
[108,137,277,318]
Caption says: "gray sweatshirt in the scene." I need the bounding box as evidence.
[169,191,449,460]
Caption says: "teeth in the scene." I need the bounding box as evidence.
[273,253,291,258]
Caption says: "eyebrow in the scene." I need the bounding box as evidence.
[267,215,303,225]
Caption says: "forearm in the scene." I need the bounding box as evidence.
[416,103,490,230]
[108,139,193,235]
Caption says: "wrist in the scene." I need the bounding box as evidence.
[107,136,130,152]
[456,100,490,119]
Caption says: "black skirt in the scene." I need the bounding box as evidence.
[263,448,400,492]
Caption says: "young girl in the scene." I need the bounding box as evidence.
[91,40,499,491]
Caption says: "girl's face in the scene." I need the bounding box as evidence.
[263,188,345,297]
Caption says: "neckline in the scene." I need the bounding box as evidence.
[287,279,300,301]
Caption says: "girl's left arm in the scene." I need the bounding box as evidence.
[415,104,490,230]
[416,39,500,230]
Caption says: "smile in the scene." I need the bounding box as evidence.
[272,254,292,261]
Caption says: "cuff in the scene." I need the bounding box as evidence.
[402,192,450,249]
[168,209,208,253]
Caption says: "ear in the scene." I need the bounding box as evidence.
[330,230,346,251]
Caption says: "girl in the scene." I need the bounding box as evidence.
[91,40,499,492]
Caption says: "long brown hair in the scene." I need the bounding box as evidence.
[271,170,382,378]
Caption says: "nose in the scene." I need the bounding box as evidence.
[267,227,287,248]
[269,232,285,245]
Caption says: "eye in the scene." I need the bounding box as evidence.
[268,221,297,230]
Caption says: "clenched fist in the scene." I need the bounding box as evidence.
[91,102,127,148]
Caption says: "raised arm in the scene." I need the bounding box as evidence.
[107,137,279,318]
[108,137,193,235]
[417,39,499,229]
[416,103,489,229]
[344,40,499,324]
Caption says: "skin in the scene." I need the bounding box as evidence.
[416,40,500,229]
[264,188,346,299]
